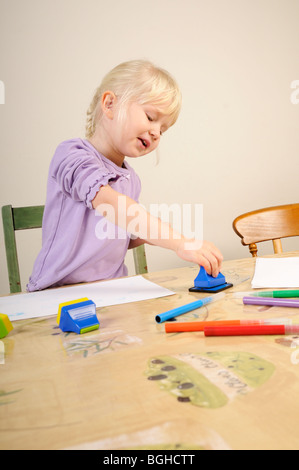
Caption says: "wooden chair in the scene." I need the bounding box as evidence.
[2,204,148,294]
[133,243,148,275]
[232,203,299,257]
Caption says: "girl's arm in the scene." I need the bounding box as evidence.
[92,185,223,277]
[128,237,146,249]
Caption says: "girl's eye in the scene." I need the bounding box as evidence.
[146,113,153,122]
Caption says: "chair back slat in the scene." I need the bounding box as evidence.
[233,203,299,257]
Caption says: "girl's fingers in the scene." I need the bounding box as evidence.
[198,254,219,277]
[176,239,223,278]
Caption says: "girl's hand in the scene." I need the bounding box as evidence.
[175,239,223,278]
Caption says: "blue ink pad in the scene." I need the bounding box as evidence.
[189,267,233,293]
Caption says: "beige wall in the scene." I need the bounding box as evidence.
[0,0,298,295]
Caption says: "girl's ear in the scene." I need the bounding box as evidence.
[101,91,117,119]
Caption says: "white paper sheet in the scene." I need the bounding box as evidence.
[0,276,175,322]
[251,257,299,288]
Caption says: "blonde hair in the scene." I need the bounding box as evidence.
[85,60,182,139]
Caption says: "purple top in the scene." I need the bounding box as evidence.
[27,138,141,291]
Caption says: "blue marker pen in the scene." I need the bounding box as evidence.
[155,292,225,323]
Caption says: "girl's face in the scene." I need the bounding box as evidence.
[107,100,172,164]
[121,101,171,155]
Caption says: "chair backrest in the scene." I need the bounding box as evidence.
[2,204,148,293]
[2,205,45,293]
[232,203,299,257]
[133,244,148,275]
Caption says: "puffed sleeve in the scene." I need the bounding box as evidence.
[50,140,117,209]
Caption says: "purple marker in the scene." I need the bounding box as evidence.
[243,297,299,308]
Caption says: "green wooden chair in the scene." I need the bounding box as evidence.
[2,205,45,293]
[132,242,148,276]
[2,204,148,294]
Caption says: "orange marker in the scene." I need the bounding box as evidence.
[164,318,290,333]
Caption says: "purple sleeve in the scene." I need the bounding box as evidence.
[51,142,117,209]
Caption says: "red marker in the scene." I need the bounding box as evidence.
[204,324,299,337]
[164,319,284,333]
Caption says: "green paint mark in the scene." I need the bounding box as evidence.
[0,389,22,406]
[146,356,228,408]
[146,352,275,408]
[203,351,275,388]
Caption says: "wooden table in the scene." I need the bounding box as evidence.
[1,253,299,450]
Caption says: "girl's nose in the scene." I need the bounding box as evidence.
[149,124,160,140]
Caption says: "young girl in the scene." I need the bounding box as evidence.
[27,60,223,292]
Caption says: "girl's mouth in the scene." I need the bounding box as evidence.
[138,137,149,149]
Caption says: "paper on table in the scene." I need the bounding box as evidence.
[251,257,299,289]
[0,275,175,322]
